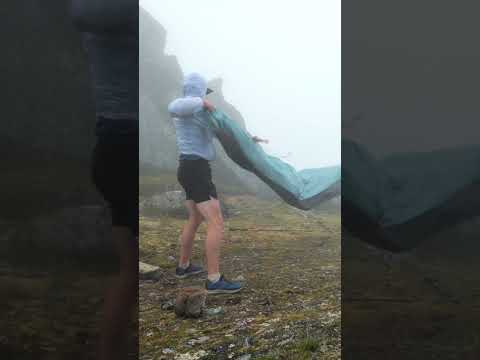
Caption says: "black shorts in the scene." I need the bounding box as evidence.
[92,133,138,235]
[177,159,218,203]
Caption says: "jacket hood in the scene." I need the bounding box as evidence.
[183,73,208,98]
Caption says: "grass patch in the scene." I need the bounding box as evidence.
[299,338,320,353]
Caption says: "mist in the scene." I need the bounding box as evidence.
[140,0,340,170]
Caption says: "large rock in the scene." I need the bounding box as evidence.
[140,191,187,217]
[174,287,207,318]
[140,191,230,218]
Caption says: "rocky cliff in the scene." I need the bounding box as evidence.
[139,7,273,197]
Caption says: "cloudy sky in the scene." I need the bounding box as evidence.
[140,0,340,169]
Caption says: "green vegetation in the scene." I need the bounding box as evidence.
[299,338,320,353]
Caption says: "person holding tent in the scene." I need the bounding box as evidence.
[168,73,268,294]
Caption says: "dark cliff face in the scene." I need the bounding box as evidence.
[2,0,102,219]
[139,7,182,170]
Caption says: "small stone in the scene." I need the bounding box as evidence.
[187,336,210,346]
[163,348,175,354]
[175,352,208,360]
[277,338,293,346]
[139,261,162,281]
[168,256,176,262]
[198,336,210,343]
[205,307,225,316]
[233,275,246,282]
[237,355,252,360]
[161,300,175,311]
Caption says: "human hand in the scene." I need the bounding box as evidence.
[203,99,215,112]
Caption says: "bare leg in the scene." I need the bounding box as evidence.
[196,198,224,276]
[98,226,138,360]
[179,200,204,266]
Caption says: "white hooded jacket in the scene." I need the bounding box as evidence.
[168,73,216,161]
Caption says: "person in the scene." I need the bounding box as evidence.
[71,0,138,359]
[168,73,268,294]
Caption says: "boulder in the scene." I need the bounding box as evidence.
[140,191,230,218]
[174,287,207,318]
[140,191,187,217]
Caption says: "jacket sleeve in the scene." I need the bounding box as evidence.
[168,97,204,117]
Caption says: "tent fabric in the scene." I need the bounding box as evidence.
[193,109,341,210]
[342,139,480,251]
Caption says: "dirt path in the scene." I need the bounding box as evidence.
[139,196,341,360]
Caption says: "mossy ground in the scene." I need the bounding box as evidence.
[139,195,341,359]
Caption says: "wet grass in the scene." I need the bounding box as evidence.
[299,338,320,352]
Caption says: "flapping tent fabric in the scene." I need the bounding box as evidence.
[193,110,341,210]
[342,139,480,251]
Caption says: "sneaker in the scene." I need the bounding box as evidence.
[175,263,205,279]
[206,274,242,294]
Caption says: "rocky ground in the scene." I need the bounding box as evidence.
[139,195,341,360]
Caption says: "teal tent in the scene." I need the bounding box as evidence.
[194,109,341,210]
[342,139,480,251]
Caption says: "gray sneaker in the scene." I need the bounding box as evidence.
[175,263,205,279]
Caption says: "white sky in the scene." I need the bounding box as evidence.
[140,0,340,169]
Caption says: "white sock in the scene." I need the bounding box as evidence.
[179,261,190,270]
[208,273,221,283]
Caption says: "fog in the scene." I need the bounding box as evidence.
[140,0,340,170]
